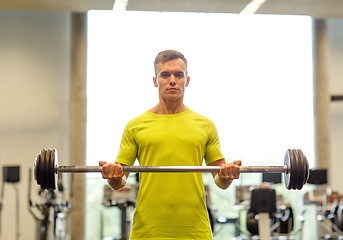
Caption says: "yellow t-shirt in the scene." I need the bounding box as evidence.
[116,108,224,240]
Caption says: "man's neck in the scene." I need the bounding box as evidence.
[150,100,187,115]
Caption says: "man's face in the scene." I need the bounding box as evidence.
[153,58,190,102]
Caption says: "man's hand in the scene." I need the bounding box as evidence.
[209,159,241,189]
[99,161,126,190]
[218,160,241,180]
[99,161,124,179]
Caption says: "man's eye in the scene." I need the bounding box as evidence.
[161,73,169,78]
[175,73,184,78]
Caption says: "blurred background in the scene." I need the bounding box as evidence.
[0,0,342,239]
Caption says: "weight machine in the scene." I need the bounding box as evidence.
[28,168,72,240]
[0,166,21,240]
[101,182,138,240]
[230,173,303,240]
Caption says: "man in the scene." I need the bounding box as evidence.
[100,50,241,239]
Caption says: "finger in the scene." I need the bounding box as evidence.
[101,163,109,178]
[231,164,240,178]
[114,164,124,176]
[233,160,242,166]
[219,164,230,179]
[99,161,107,166]
[107,163,124,179]
[220,163,240,179]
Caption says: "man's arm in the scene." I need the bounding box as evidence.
[99,161,129,190]
[208,159,241,190]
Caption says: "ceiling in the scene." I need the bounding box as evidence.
[126,0,343,19]
[0,0,115,12]
[0,0,341,18]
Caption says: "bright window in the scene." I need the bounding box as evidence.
[87,10,313,239]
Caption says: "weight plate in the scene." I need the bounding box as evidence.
[305,157,309,185]
[51,148,56,190]
[293,149,301,190]
[305,150,309,185]
[35,153,41,185]
[296,149,306,190]
[45,149,51,190]
[54,148,59,172]
[45,148,51,190]
[294,149,304,190]
[54,149,59,191]
[292,149,299,190]
[294,149,301,190]
[290,149,298,190]
[288,149,296,189]
[284,150,291,190]
[47,148,54,190]
[38,149,43,189]
[289,149,297,190]
[40,149,46,190]
[298,149,306,189]
[305,155,309,185]
[45,148,50,190]
[299,149,309,187]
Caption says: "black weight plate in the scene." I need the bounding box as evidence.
[54,149,59,190]
[45,148,51,189]
[40,148,46,189]
[50,148,56,190]
[284,150,291,190]
[304,150,310,185]
[290,149,298,190]
[297,149,305,190]
[293,149,301,190]
[298,149,309,187]
[296,149,306,188]
[305,154,309,185]
[47,148,53,190]
[289,149,297,190]
[38,149,44,189]
[54,148,59,169]
[294,149,304,190]
[292,149,300,190]
[45,148,51,190]
[35,152,41,185]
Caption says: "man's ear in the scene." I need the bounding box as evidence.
[153,77,158,87]
[185,76,190,87]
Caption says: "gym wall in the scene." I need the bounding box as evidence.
[0,11,70,240]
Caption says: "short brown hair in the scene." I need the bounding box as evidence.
[154,50,188,76]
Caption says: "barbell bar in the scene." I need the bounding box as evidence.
[34,148,309,191]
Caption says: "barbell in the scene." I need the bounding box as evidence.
[34,148,309,191]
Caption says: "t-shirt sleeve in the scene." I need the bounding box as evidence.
[115,123,138,166]
[204,121,224,165]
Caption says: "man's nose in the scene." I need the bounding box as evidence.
[169,75,176,86]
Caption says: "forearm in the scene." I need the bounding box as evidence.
[107,175,127,190]
[214,174,233,190]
